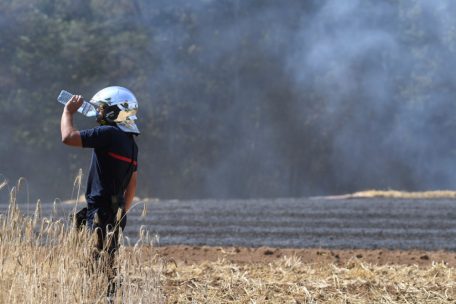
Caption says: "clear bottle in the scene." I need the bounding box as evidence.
[57,90,97,117]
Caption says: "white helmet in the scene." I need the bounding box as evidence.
[90,86,140,134]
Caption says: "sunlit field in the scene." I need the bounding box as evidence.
[1,180,456,303]
[324,189,456,200]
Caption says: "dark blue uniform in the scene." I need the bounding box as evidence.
[80,125,138,252]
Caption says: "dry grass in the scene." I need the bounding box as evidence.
[163,256,456,303]
[0,184,165,304]
[331,189,456,199]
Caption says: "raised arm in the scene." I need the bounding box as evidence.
[61,95,83,147]
[124,171,137,211]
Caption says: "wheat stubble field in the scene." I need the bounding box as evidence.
[2,182,456,303]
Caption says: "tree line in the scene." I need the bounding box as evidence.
[1,0,456,201]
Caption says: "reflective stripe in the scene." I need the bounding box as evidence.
[108,152,137,166]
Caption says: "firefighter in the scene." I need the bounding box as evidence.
[60,86,139,295]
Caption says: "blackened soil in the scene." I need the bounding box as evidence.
[8,198,456,250]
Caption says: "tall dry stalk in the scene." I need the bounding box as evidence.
[0,182,165,304]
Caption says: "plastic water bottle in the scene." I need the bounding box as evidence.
[57,90,97,117]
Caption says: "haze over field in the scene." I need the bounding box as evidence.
[1,0,456,200]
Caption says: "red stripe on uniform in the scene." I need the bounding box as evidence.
[108,152,137,166]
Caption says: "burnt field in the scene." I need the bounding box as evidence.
[6,197,456,250]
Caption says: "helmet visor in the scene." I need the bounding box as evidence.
[117,120,140,134]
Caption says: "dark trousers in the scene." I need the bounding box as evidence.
[86,202,127,297]
[86,203,127,255]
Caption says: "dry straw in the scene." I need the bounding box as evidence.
[350,190,456,199]
[0,182,165,304]
[162,255,456,303]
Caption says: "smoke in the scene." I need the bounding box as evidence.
[189,0,456,196]
[285,0,456,192]
[2,0,456,200]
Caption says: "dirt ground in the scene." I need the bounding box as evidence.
[155,245,456,267]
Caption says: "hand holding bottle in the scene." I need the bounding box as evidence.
[65,95,84,114]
